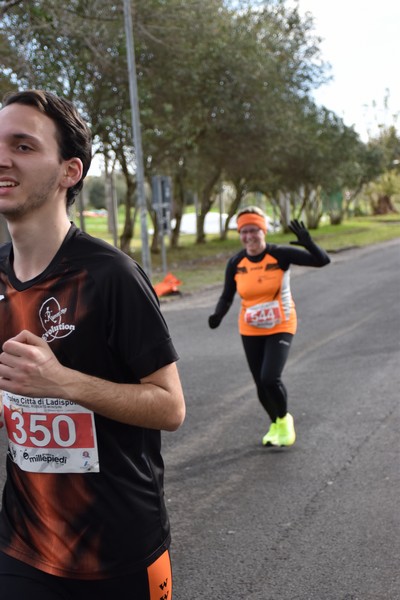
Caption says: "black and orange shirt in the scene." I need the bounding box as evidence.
[213,241,330,336]
[0,224,178,580]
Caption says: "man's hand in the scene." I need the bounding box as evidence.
[288,219,312,247]
[0,330,66,398]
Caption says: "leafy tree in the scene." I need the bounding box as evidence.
[168,0,329,242]
[362,127,400,214]
[369,125,400,171]
[1,0,373,255]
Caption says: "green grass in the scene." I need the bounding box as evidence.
[77,212,400,294]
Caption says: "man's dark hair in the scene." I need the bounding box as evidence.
[2,89,92,207]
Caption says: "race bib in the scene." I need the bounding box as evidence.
[2,392,99,474]
[244,300,282,329]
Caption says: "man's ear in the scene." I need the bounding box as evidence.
[61,158,83,189]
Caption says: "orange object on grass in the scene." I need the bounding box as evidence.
[153,272,182,297]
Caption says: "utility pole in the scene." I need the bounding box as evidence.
[122,0,152,277]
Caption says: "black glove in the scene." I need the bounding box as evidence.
[288,219,312,247]
[208,314,222,329]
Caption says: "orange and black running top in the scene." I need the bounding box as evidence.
[212,241,330,336]
[0,224,178,580]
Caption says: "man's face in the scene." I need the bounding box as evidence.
[0,102,65,220]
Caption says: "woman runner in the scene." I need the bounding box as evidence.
[208,206,330,447]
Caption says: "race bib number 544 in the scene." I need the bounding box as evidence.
[2,392,99,473]
[244,300,282,329]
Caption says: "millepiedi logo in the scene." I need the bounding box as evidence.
[39,296,75,342]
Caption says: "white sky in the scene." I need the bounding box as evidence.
[294,0,400,140]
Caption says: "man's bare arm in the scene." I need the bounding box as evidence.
[0,330,185,431]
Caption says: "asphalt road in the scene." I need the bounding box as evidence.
[0,238,399,599]
[160,238,400,600]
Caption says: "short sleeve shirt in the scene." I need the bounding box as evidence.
[0,224,178,579]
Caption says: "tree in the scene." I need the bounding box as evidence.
[357,126,400,216]
[166,0,329,242]
[1,0,353,255]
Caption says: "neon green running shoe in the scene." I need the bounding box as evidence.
[276,413,296,446]
[262,422,279,446]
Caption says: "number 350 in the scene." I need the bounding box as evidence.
[10,413,76,448]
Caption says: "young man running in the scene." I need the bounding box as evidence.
[0,89,185,599]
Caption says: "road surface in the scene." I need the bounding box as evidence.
[0,239,399,599]
[160,238,400,600]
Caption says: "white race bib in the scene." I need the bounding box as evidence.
[2,392,99,473]
[244,301,282,329]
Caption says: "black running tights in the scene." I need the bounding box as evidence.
[241,332,293,422]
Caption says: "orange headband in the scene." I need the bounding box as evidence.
[237,213,267,233]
